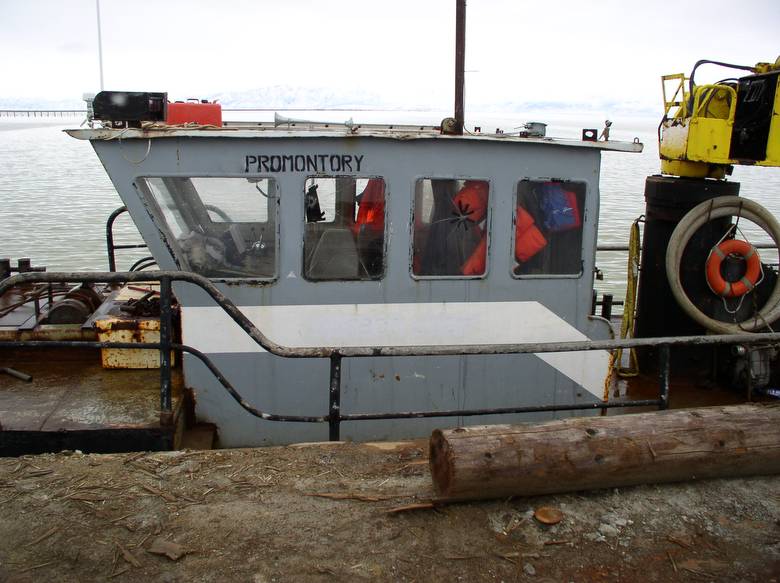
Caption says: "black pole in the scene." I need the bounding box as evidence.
[328,355,342,441]
[658,344,670,410]
[159,276,173,425]
[454,0,466,135]
[601,294,613,320]
[105,206,127,272]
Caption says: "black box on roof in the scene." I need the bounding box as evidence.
[92,91,167,125]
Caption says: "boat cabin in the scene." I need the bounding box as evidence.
[67,120,641,446]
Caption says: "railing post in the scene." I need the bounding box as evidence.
[105,206,126,273]
[159,275,173,425]
[601,294,613,320]
[658,344,670,410]
[328,355,342,441]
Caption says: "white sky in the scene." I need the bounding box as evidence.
[1,0,778,111]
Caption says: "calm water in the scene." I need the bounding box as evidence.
[1,112,779,301]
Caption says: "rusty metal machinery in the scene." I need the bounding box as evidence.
[46,285,104,325]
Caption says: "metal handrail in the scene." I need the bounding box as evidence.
[106,206,148,272]
[597,242,778,252]
[2,270,779,439]
[6,271,779,359]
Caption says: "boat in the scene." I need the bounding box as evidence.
[47,104,644,448]
[1,6,779,454]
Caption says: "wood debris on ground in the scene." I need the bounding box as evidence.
[0,440,776,582]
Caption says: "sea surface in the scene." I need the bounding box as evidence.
[1,110,779,301]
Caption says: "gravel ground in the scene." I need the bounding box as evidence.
[0,440,778,582]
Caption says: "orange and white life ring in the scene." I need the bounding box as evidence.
[705,238,761,298]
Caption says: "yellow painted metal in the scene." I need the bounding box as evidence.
[765,120,780,166]
[662,74,689,119]
[758,74,780,167]
[684,84,736,164]
[660,83,736,171]
[659,59,780,177]
[93,283,175,369]
[685,117,731,163]
[613,218,641,378]
[754,57,780,75]
[94,317,171,369]
[660,160,726,179]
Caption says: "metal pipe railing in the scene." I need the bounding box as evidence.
[105,207,148,272]
[597,242,777,252]
[4,271,779,359]
[2,270,778,438]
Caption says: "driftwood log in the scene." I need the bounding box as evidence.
[429,404,780,501]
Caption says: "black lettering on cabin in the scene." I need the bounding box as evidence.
[242,153,368,173]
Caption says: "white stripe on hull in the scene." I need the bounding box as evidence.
[181,301,609,399]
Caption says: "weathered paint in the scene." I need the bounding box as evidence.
[92,283,172,369]
[68,127,641,446]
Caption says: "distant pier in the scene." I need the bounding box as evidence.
[0,110,85,118]
[1,107,400,119]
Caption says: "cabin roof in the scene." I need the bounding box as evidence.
[66,123,643,153]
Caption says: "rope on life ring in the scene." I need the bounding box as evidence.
[705,238,762,298]
[666,196,780,334]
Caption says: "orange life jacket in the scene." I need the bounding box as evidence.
[515,206,547,262]
[461,229,487,275]
[452,180,489,223]
[353,179,385,235]
[455,181,489,275]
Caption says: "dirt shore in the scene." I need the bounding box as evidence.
[0,440,778,582]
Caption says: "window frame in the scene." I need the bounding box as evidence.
[301,175,389,282]
[135,174,280,283]
[510,177,586,280]
[409,176,492,280]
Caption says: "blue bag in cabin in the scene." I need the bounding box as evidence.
[538,183,581,232]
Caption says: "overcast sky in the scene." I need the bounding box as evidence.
[1,0,778,112]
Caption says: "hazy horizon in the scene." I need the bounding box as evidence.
[2,0,777,118]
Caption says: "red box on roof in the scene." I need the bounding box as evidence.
[166,100,222,126]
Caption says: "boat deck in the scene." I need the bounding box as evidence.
[0,347,185,456]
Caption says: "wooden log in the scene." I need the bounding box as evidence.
[429,404,780,501]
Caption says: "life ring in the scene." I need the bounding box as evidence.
[705,238,761,298]
[666,196,780,334]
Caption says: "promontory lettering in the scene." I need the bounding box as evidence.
[244,153,364,174]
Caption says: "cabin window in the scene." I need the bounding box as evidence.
[303,177,386,280]
[513,180,585,277]
[412,179,490,277]
[137,176,278,279]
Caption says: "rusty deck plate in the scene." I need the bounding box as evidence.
[0,348,183,456]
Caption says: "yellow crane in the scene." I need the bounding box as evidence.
[630,57,780,379]
[660,57,780,179]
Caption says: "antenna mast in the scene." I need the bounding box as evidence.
[454,0,466,135]
[96,0,105,90]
